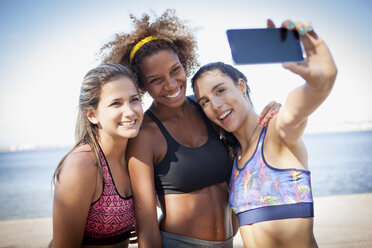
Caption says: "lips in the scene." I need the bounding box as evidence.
[118,120,137,127]
[218,110,232,125]
[218,110,232,120]
[165,87,181,99]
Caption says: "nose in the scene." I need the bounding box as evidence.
[122,103,136,118]
[210,98,223,110]
[164,76,178,91]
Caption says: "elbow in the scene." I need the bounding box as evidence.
[324,62,338,93]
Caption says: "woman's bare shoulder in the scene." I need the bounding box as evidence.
[58,144,98,182]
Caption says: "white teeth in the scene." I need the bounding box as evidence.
[119,120,136,126]
[219,110,231,120]
[165,89,181,98]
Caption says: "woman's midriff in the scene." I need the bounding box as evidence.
[158,182,233,241]
[239,217,318,248]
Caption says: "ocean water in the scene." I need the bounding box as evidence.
[0,130,371,221]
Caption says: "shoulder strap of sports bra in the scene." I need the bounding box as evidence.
[97,144,111,187]
[257,125,268,153]
[145,110,175,144]
[97,144,107,168]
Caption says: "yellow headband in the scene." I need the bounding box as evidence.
[129,36,173,64]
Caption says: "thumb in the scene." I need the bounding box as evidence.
[282,62,309,78]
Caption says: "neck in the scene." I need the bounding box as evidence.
[150,98,189,120]
[233,110,259,152]
[97,132,128,165]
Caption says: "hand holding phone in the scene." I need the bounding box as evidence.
[226,28,305,64]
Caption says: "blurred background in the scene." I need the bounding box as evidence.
[0,0,371,221]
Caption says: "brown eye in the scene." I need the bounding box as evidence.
[109,102,121,107]
[149,78,161,84]
[200,99,209,107]
[171,67,180,74]
[217,88,225,94]
[130,97,141,103]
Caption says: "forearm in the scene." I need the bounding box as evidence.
[137,219,162,248]
[283,81,333,125]
[276,82,333,144]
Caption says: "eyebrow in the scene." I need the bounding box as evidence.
[146,62,180,80]
[130,93,140,98]
[108,97,123,103]
[108,93,138,102]
[197,82,225,104]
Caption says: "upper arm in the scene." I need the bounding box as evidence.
[52,149,97,248]
[274,84,326,145]
[127,126,162,247]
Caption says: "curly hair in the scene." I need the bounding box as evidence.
[100,9,200,89]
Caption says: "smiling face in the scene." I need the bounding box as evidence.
[194,69,250,133]
[138,49,187,108]
[87,76,143,140]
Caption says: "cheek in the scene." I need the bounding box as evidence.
[203,107,216,121]
[178,71,187,82]
[136,105,144,119]
[131,104,143,120]
[145,84,161,97]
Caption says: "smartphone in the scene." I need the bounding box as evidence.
[226,28,305,64]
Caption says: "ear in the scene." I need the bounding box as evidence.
[237,78,247,96]
[85,108,99,125]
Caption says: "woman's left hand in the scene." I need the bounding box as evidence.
[268,19,337,89]
[257,100,281,126]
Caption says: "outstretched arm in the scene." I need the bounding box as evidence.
[272,19,337,144]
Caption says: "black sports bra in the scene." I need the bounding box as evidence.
[147,97,232,195]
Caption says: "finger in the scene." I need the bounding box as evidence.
[261,103,281,126]
[267,19,275,28]
[257,101,276,124]
[305,21,314,33]
[282,61,313,81]
[293,21,307,36]
[290,21,319,50]
[281,19,294,29]
[304,21,318,38]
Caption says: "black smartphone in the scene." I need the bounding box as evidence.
[226,28,305,64]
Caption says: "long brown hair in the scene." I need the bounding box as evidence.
[53,63,138,183]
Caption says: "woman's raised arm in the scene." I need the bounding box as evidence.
[275,20,337,144]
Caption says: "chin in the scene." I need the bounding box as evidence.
[164,95,186,107]
[220,123,238,133]
[120,129,140,139]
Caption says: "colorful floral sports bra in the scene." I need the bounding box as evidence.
[229,126,314,226]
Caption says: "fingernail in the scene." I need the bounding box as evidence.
[262,121,266,126]
[299,27,306,35]
[307,25,313,31]
[258,116,262,121]
[288,22,295,29]
[270,113,274,117]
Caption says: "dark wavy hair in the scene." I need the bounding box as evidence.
[99,9,200,89]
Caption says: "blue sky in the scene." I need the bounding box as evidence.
[1,0,371,148]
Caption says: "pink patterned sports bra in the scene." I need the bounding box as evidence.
[83,146,135,245]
